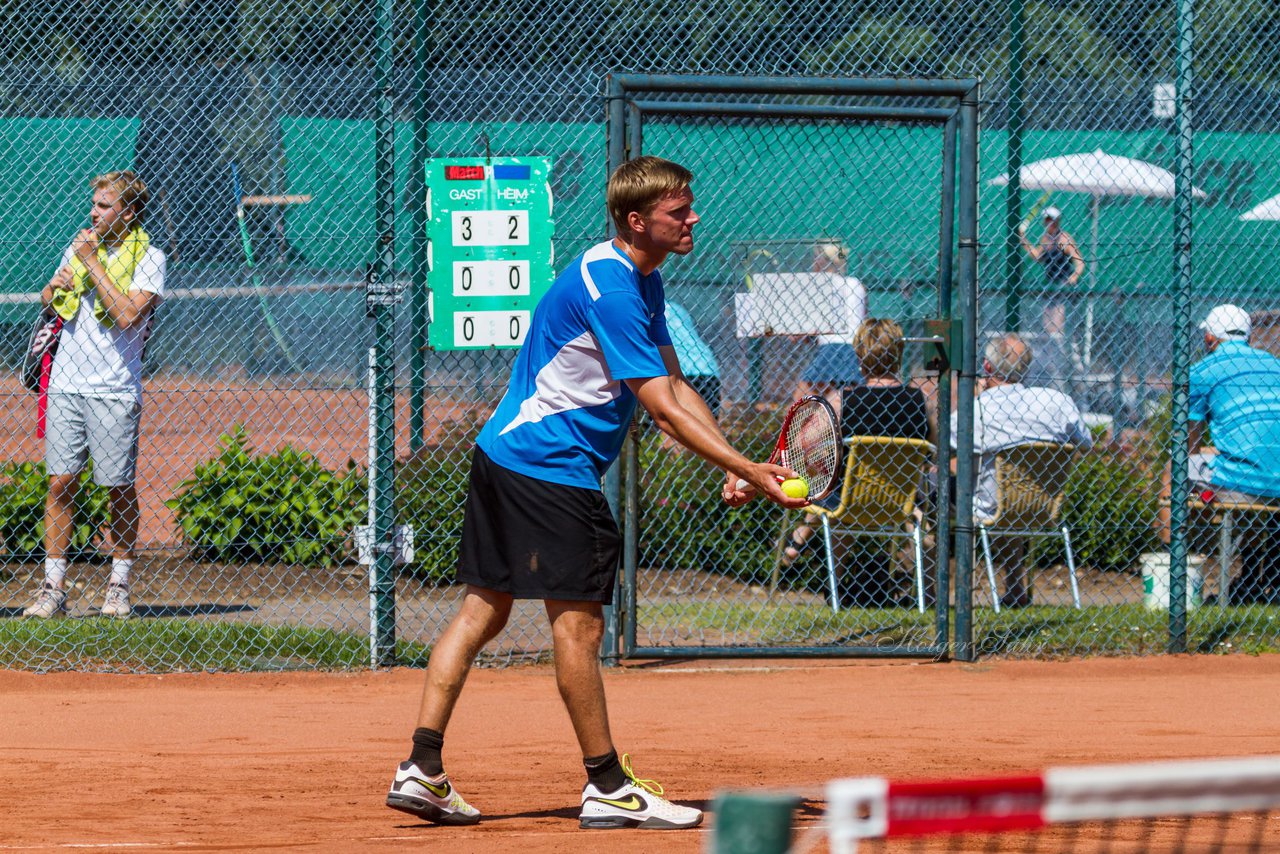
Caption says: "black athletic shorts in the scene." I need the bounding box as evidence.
[457,446,621,604]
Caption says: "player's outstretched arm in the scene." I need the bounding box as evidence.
[628,374,806,508]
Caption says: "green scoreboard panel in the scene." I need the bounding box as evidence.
[426,157,554,350]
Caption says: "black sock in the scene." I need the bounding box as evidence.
[409,727,445,776]
[584,749,627,792]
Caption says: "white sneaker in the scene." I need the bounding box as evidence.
[99,583,132,618]
[579,754,703,829]
[22,582,67,619]
[385,760,480,825]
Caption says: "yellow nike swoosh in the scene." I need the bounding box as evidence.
[597,794,644,810]
[411,777,451,798]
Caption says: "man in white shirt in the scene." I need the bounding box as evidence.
[24,171,166,620]
[950,333,1092,607]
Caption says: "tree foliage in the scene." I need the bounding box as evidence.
[1,0,1276,88]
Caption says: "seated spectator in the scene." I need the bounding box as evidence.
[1157,304,1280,604]
[783,318,934,607]
[952,333,1093,608]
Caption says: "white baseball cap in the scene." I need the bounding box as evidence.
[1042,206,1062,221]
[1200,304,1251,341]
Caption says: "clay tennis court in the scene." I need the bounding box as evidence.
[2,654,1276,852]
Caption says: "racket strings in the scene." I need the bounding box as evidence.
[782,403,841,498]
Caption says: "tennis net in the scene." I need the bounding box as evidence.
[824,755,1280,853]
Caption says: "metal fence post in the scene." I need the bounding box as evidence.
[369,0,398,667]
[1167,0,1196,654]
[953,84,982,662]
[1003,0,1027,334]
[600,75,627,665]
[935,114,958,653]
[408,0,431,455]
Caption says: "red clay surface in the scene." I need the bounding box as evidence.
[2,654,1277,852]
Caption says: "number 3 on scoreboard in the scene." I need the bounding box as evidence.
[450,211,530,247]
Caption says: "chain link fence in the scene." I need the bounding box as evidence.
[2,0,1279,670]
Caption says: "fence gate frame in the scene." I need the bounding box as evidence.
[603,73,982,662]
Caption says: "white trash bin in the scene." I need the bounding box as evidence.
[1140,552,1204,611]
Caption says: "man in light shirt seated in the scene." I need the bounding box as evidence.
[951,333,1093,608]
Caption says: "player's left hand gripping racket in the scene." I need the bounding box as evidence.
[735,395,842,502]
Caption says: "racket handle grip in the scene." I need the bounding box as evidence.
[735,475,783,492]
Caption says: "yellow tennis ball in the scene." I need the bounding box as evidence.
[780,477,809,499]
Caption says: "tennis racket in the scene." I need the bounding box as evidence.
[735,395,842,502]
[1018,190,1054,234]
[21,305,62,393]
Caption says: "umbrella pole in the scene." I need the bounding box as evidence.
[1084,193,1100,371]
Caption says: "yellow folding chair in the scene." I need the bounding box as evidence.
[977,442,1080,612]
[808,436,936,613]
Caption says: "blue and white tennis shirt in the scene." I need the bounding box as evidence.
[476,240,672,490]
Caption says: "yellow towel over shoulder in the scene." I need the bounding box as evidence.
[50,228,150,327]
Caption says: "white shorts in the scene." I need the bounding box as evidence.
[44,393,141,487]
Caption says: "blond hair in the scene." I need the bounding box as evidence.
[91,170,149,225]
[606,156,693,235]
[854,318,904,378]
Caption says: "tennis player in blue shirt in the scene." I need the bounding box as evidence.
[386,156,806,831]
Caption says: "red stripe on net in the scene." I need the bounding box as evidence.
[885,774,1048,836]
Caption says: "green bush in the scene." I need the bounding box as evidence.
[392,444,474,583]
[637,424,783,582]
[0,461,109,559]
[1035,448,1160,571]
[166,426,366,566]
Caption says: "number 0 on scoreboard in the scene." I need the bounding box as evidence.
[454,310,531,348]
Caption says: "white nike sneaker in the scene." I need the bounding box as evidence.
[99,583,132,618]
[22,582,67,619]
[579,754,703,829]
[385,760,480,825]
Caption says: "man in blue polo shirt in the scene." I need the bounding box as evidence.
[1186,304,1280,603]
[384,156,806,832]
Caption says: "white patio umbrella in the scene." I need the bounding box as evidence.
[1240,193,1280,222]
[991,149,1207,366]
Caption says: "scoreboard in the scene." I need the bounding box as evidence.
[426,157,554,350]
